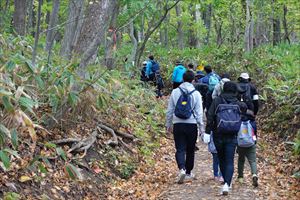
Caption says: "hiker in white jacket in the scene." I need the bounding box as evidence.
[212,73,231,99]
[166,70,205,184]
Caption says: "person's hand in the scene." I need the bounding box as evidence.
[203,133,210,144]
[166,126,173,134]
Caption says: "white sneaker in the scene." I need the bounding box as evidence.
[177,169,186,184]
[185,173,196,181]
[222,183,229,195]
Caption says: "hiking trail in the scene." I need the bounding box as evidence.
[159,140,258,200]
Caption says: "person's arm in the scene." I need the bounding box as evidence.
[212,83,220,99]
[145,62,152,77]
[205,97,218,134]
[251,85,259,115]
[193,91,205,134]
[166,90,176,128]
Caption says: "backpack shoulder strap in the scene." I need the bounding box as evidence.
[188,89,196,95]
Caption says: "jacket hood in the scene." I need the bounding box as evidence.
[179,82,195,92]
[220,93,239,103]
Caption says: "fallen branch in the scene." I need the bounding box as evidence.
[68,131,98,158]
[52,138,80,145]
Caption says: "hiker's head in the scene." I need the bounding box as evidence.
[183,70,195,83]
[238,72,251,82]
[188,63,194,70]
[204,65,212,74]
[195,70,205,79]
[148,55,154,60]
[223,81,238,94]
[175,60,183,65]
[221,73,230,79]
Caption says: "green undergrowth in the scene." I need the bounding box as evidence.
[129,43,300,154]
[0,33,166,181]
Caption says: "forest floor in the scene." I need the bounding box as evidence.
[109,129,300,200]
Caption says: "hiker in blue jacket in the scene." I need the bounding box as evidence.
[172,60,186,89]
[145,55,156,81]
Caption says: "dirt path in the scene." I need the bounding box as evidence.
[159,141,258,200]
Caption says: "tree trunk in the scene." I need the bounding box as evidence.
[202,4,212,45]
[273,18,281,46]
[104,1,120,69]
[32,0,43,66]
[13,0,27,35]
[26,0,34,36]
[129,21,138,66]
[214,16,223,47]
[189,4,200,48]
[283,5,290,44]
[45,0,60,51]
[163,12,170,48]
[60,0,85,58]
[74,0,109,55]
[45,0,51,25]
[78,0,117,75]
[176,5,184,49]
[244,0,253,52]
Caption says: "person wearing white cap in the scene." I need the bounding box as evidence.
[237,73,259,115]
[140,61,148,82]
[237,72,259,187]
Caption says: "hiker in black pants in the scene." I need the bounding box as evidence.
[204,81,247,195]
[166,70,205,184]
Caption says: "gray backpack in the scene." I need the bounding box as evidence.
[237,121,255,147]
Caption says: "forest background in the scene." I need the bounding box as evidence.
[0,0,299,199]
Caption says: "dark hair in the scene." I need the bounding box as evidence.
[183,70,195,83]
[221,73,230,79]
[149,55,154,60]
[188,63,194,69]
[204,65,212,73]
[223,81,238,94]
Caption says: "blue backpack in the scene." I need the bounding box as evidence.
[174,87,196,119]
[151,60,160,73]
[215,98,242,135]
[208,73,220,92]
[237,121,255,147]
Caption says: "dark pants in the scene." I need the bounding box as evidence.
[173,123,198,175]
[212,153,222,177]
[238,145,257,177]
[205,91,213,112]
[173,82,182,89]
[214,136,237,186]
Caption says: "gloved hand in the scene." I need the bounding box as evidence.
[203,133,210,144]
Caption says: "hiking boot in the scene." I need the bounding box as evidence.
[238,177,244,184]
[185,173,196,181]
[177,169,186,184]
[252,174,258,187]
[222,183,229,195]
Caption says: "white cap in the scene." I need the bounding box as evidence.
[239,72,250,79]
[143,61,147,65]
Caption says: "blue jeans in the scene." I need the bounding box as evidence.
[212,153,222,177]
[173,123,198,175]
[214,136,237,186]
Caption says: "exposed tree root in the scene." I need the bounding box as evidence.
[52,123,136,159]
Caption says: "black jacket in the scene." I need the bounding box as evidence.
[237,80,259,115]
[205,93,247,136]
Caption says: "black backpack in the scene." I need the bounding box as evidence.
[238,83,254,111]
[174,87,196,119]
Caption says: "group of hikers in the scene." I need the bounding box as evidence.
[141,55,259,196]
